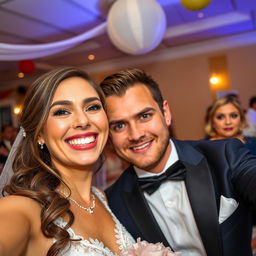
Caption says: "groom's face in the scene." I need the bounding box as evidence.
[105,83,171,174]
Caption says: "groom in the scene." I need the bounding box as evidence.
[100,68,256,256]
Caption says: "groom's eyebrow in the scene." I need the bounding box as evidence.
[109,107,155,124]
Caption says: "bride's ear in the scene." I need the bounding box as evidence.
[37,133,45,145]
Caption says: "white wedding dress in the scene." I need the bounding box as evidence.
[54,186,135,256]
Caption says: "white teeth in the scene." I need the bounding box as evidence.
[68,136,95,145]
[132,142,150,150]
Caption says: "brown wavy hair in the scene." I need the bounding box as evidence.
[3,67,105,256]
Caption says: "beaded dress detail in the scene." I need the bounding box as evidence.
[54,187,135,256]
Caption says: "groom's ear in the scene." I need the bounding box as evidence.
[162,100,172,126]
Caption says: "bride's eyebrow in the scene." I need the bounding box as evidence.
[50,97,101,109]
[50,100,70,109]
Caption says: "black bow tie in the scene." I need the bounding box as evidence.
[138,161,186,195]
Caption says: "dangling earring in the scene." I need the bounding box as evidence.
[38,141,44,150]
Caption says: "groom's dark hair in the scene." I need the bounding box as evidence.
[99,68,164,112]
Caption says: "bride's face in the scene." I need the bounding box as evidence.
[39,76,109,173]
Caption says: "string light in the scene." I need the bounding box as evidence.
[88,54,95,61]
[14,105,22,115]
[18,72,24,78]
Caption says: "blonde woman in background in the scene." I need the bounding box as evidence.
[205,96,256,155]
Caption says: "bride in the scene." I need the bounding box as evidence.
[0,67,134,256]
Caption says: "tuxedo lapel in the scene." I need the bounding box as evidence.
[172,139,222,256]
[121,177,170,247]
[183,158,222,256]
[120,140,222,255]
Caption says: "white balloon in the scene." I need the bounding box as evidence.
[107,0,167,55]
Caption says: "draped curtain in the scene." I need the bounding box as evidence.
[0,22,106,61]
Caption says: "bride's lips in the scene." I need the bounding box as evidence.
[65,132,98,150]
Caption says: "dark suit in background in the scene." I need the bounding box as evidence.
[0,140,10,165]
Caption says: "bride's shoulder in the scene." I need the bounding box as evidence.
[0,195,41,217]
[0,194,39,204]
[0,196,45,253]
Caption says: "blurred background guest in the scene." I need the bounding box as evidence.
[204,96,256,155]
[243,96,256,137]
[103,142,129,188]
[0,125,17,173]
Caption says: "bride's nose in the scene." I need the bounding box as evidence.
[73,112,90,129]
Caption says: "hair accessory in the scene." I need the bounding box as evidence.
[38,141,44,149]
[20,126,26,138]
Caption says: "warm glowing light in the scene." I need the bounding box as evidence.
[209,75,221,85]
[18,72,24,78]
[88,54,95,60]
[210,77,219,84]
[14,106,22,115]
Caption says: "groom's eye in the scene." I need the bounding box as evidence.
[111,123,125,132]
[139,112,152,120]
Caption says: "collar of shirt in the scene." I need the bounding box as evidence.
[134,139,179,178]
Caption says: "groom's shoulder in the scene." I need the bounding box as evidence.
[198,137,243,149]
[178,137,243,148]
[105,165,136,195]
[174,137,244,156]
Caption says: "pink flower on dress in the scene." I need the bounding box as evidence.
[120,238,181,256]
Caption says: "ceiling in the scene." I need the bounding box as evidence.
[0,0,256,83]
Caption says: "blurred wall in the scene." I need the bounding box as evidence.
[228,44,256,110]
[91,44,256,140]
[1,44,256,140]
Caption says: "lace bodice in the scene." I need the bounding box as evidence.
[55,187,135,256]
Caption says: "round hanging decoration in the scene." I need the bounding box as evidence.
[107,0,167,55]
[180,0,211,11]
[19,60,35,74]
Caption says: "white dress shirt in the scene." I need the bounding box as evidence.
[134,139,206,256]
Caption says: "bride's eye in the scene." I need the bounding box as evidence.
[53,109,70,116]
[86,104,102,112]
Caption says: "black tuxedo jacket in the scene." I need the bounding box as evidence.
[106,138,256,256]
